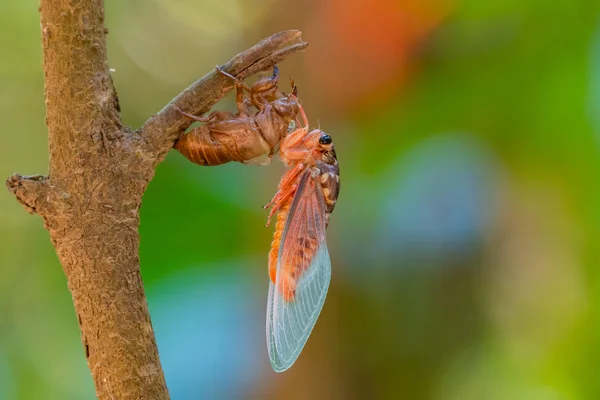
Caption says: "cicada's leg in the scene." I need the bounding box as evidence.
[218,64,283,110]
[176,106,214,123]
[265,183,297,227]
[280,162,305,186]
[249,65,280,108]
[177,106,237,125]
[234,85,253,117]
[264,163,305,209]
[215,66,254,117]
[213,68,252,117]
[216,66,252,92]
[251,65,279,94]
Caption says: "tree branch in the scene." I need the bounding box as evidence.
[7,0,306,398]
[41,0,122,183]
[5,174,51,215]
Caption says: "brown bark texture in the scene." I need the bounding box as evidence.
[5,0,307,398]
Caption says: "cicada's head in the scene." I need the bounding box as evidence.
[302,129,337,166]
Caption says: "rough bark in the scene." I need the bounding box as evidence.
[6,0,307,398]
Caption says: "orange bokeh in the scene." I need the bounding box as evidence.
[305,0,453,113]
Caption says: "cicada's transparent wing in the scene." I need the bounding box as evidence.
[266,170,331,372]
[266,247,330,372]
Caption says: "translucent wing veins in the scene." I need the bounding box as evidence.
[266,169,332,372]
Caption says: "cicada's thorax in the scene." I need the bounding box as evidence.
[316,154,340,226]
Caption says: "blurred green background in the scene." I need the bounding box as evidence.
[2,0,600,399]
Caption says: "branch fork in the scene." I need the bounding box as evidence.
[6,174,50,215]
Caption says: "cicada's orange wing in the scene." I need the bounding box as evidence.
[266,169,331,372]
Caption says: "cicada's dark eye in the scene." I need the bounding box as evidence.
[319,134,332,145]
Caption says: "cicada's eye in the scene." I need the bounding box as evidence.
[287,120,296,133]
[319,134,332,145]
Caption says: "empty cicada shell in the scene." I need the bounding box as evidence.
[175,65,300,166]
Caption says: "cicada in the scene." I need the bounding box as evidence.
[175,65,300,166]
[263,104,339,372]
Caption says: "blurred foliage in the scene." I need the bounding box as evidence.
[1,0,600,399]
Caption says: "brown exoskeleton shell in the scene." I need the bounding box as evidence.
[175,66,300,166]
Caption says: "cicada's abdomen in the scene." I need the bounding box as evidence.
[269,203,289,285]
[175,127,239,166]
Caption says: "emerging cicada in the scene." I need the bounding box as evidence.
[175,66,300,166]
[263,104,340,372]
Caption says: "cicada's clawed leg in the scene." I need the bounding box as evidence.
[265,183,297,227]
[176,106,214,123]
[177,106,237,124]
[217,65,281,113]
[251,65,279,93]
[215,67,253,117]
[264,162,304,208]
[216,65,252,92]
[235,88,253,117]
[250,65,280,107]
